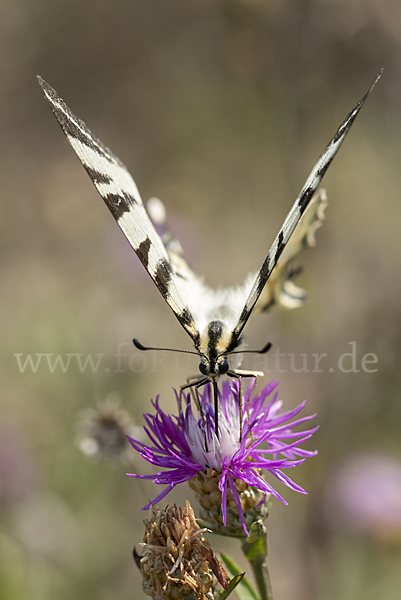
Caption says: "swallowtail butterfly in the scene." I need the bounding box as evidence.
[38,73,381,432]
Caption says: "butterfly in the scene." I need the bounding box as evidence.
[38,72,381,433]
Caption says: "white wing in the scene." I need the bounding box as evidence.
[253,188,328,312]
[38,77,199,342]
[231,71,382,346]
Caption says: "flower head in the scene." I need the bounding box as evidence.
[139,500,229,600]
[76,394,140,463]
[128,380,318,536]
[323,453,401,544]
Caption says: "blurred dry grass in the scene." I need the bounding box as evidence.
[1,1,401,599]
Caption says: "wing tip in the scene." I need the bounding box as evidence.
[372,68,384,91]
[36,75,62,109]
[358,68,383,111]
[36,75,50,94]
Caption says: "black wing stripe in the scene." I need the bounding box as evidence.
[103,192,133,220]
[84,166,112,185]
[154,259,173,298]
[137,237,152,269]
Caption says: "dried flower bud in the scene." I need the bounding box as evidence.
[139,501,229,600]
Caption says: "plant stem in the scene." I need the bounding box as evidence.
[240,520,273,600]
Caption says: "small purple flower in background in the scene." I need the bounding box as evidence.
[323,453,401,543]
[127,380,318,536]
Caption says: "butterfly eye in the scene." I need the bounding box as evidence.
[199,362,209,376]
[218,360,229,375]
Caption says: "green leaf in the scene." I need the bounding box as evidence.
[219,552,260,600]
[219,573,245,600]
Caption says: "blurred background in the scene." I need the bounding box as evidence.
[1,1,401,599]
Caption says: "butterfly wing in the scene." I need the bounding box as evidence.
[146,196,199,284]
[253,188,328,312]
[232,71,382,344]
[37,77,199,342]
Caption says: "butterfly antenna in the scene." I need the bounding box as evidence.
[133,337,201,356]
[225,341,273,358]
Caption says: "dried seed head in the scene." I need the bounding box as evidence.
[139,501,229,600]
[76,394,140,462]
[189,468,269,538]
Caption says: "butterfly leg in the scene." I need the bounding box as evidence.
[227,369,265,442]
[233,369,265,400]
[226,371,245,442]
[234,370,265,436]
[180,376,208,410]
[180,376,209,430]
[181,374,206,411]
[180,376,211,451]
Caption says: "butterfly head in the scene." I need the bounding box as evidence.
[198,355,229,378]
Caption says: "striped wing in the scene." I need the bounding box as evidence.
[253,188,328,312]
[146,196,199,284]
[232,71,382,343]
[37,77,199,341]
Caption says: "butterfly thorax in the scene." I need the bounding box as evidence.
[196,319,239,378]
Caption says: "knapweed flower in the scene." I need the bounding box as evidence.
[139,500,229,600]
[323,453,401,544]
[128,380,318,537]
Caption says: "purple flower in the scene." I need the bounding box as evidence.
[127,380,318,535]
[323,453,401,539]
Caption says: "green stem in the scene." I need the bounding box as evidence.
[240,520,273,600]
[246,552,273,600]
